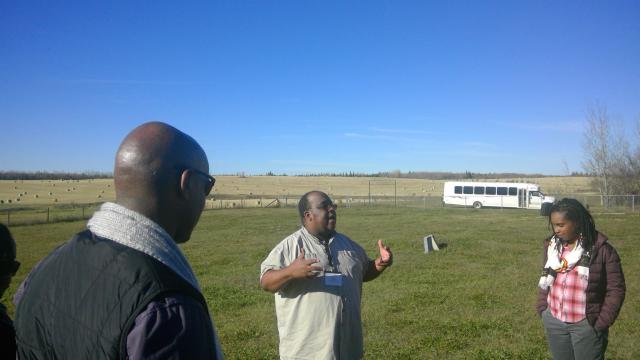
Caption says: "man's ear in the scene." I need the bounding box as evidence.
[303,210,312,223]
[179,169,192,199]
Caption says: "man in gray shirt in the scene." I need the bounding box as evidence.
[260,191,392,360]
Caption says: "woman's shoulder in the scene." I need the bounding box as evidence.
[592,232,623,260]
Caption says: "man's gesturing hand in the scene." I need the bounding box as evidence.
[376,239,393,267]
[289,247,323,279]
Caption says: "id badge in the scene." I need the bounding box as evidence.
[324,272,343,287]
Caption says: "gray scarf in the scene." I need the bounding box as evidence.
[87,202,200,291]
[87,202,224,359]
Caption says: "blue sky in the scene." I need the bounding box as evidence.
[1,1,639,175]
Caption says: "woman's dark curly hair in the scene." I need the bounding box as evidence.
[548,198,597,252]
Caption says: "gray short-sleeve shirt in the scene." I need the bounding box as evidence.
[260,227,371,360]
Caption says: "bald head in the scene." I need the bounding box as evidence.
[114,122,210,242]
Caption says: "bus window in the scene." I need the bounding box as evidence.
[454,186,462,194]
[497,187,507,195]
[474,186,485,195]
[486,187,496,195]
[463,186,473,194]
[508,187,517,196]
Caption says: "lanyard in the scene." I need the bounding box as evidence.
[321,239,335,272]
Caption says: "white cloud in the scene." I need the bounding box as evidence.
[370,127,434,135]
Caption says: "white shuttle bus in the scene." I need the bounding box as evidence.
[442,181,555,210]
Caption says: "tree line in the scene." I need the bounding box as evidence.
[1,169,584,181]
[582,103,640,200]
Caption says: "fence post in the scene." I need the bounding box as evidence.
[82,206,85,219]
[47,207,50,223]
[394,180,397,208]
[6,210,9,226]
[285,196,288,207]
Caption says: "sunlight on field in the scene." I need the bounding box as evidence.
[3,207,638,359]
[0,176,596,207]
[0,179,115,206]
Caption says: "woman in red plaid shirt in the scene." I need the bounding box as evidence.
[536,198,625,360]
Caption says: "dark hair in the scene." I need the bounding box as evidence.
[298,192,312,220]
[0,223,19,276]
[0,223,16,260]
[548,198,597,252]
[298,191,329,222]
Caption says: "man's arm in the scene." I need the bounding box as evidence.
[260,247,322,293]
[127,294,220,359]
[363,239,393,282]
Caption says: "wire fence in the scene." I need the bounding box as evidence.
[205,194,640,212]
[1,194,638,226]
[1,203,102,227]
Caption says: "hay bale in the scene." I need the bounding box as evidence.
[54,198,58,202]
[49,192,53,195]
[34,194,39,198]
[0,200,3,204]
[7,200,11,204]
[97,194,102,198]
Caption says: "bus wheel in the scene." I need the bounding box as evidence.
[473,201,482,209]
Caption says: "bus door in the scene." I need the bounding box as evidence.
[518,189,527,208]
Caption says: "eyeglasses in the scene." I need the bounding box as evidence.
[188,168,216,195]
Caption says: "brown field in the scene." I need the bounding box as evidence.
[0,179,115,206]
[0,176,595,208]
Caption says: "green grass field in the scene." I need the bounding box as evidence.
[3,207,638,359]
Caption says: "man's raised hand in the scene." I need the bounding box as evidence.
[376,239,393,267]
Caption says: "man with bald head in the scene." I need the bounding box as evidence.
[14,122,223,359]
[260,191,393,360]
